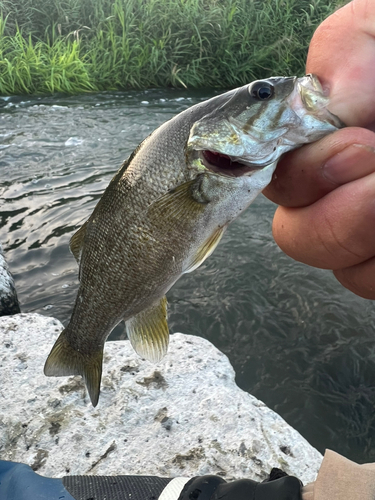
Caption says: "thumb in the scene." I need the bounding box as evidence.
[306,0,375,130]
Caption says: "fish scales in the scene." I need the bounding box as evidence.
[62,97,234,344]
[44,76,344,406]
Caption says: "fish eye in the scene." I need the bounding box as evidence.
[249,81,274,101]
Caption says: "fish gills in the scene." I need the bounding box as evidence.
[44,331,103,407]
[126,296,169,363]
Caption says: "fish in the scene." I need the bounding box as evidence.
[44,74,344,406]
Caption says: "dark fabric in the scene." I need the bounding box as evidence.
[212,476,302,500]
[178,475,226,500]
[255,476,303,499]
[0,459,302,500]
[211,478,259,499]
[62,474,172,500]
[264,468,289,482]
[0,460,74,500]
[178,474,302,500]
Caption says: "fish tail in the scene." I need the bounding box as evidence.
[44,329,103,407]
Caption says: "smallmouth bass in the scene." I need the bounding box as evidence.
[44,75,344,406]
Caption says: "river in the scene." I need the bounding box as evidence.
[1,89,374,463]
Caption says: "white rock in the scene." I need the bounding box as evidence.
[0,313,322,483]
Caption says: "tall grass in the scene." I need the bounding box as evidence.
[0,19,93,94]
[0,0,348,95]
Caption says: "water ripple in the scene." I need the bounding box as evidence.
[1,89,374,462]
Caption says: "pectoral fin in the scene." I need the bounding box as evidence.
[147,177,208,224]
[126,296,169,363]
[184,225,227,273]
[70,221,88,264]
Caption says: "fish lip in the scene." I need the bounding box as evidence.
[297,73,346,129]
[306,74,347,128]
[295,74,346,130]
[199,150,267,178]
[305,73,324,93]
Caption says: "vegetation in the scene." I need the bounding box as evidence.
[0,0,348,95]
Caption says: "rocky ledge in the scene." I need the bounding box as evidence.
[0,244,20,316]
[0,313,322,483]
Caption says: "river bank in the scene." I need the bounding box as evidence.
[0,313,322,481]
[0,0,347,95]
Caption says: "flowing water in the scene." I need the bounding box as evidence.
[1,89,375,464]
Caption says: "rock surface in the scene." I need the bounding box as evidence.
[0,244,20,316]
[0,313,322,483]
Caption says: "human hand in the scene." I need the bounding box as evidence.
[302,482,314,500]
[264,0,375,299]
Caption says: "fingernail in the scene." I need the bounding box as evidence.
[323,144,375,184]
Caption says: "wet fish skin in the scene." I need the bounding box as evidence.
[44,75,343,406]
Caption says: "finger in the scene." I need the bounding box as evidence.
[334,257,375,300]
[272,172,375,270]
[302,483,314,500]
[263,128,375,207]
[306,0,375,129]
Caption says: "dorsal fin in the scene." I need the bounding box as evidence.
[70,221,88,265]
[68,151,141,267]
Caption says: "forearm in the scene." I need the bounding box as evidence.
[302,449,375,500]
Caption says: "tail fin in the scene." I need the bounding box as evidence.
[44,329,103,407]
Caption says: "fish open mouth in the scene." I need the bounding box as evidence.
[200,150,261,177]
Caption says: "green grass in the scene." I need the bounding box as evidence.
[0,0,348,95]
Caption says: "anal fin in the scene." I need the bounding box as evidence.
[184,225,227,274]
[126,296,169,363]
